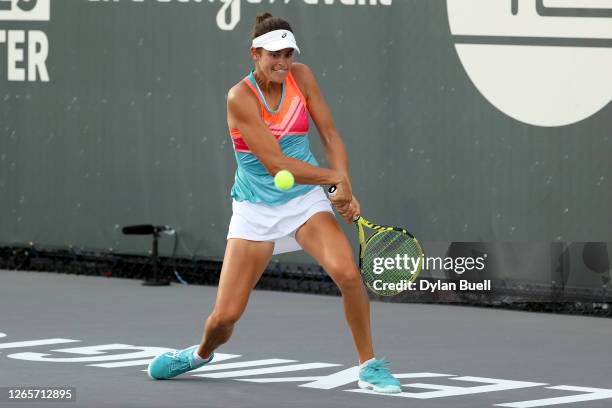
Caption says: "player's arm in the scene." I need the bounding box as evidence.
[292,63,359,220]
[292,64,351,185]
[227,85,343,187]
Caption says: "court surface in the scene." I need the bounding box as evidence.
[1,270,611,408]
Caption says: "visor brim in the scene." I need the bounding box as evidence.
[260,40,300,54]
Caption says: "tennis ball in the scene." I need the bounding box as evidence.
[274,170,294,191]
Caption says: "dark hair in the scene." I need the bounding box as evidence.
[251,12,293,39]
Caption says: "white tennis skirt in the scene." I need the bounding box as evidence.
[227,186,334,255]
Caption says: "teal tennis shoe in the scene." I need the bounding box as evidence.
[147,345,213,380]
[358,358,402,393]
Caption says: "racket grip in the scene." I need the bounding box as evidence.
[328,185,359,222]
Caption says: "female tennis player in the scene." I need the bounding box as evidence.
[148,13,401,394]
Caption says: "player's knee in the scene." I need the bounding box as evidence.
[210,310,242,329]
[328,263,361,291]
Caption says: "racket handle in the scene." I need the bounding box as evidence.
[328,185,359,222]
[328,185,337,197]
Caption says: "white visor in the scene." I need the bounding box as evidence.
[252,29,300,54]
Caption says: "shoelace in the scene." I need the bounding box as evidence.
[365,359,392,374]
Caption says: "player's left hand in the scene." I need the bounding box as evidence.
[336,195,360,224]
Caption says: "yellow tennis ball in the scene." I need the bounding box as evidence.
[274,170,294,191]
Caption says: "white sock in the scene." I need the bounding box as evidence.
[192,349,211,364]
[359,357,376,369]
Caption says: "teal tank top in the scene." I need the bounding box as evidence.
[228,71,318,206]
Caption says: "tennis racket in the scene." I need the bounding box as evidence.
[328,185,424,296]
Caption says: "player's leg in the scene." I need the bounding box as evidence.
[295,212,402,394]
[197,238,274,358]
[148,238,273,380]
[294,212,374,364]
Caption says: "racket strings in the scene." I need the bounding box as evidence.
[361,230,423,296]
